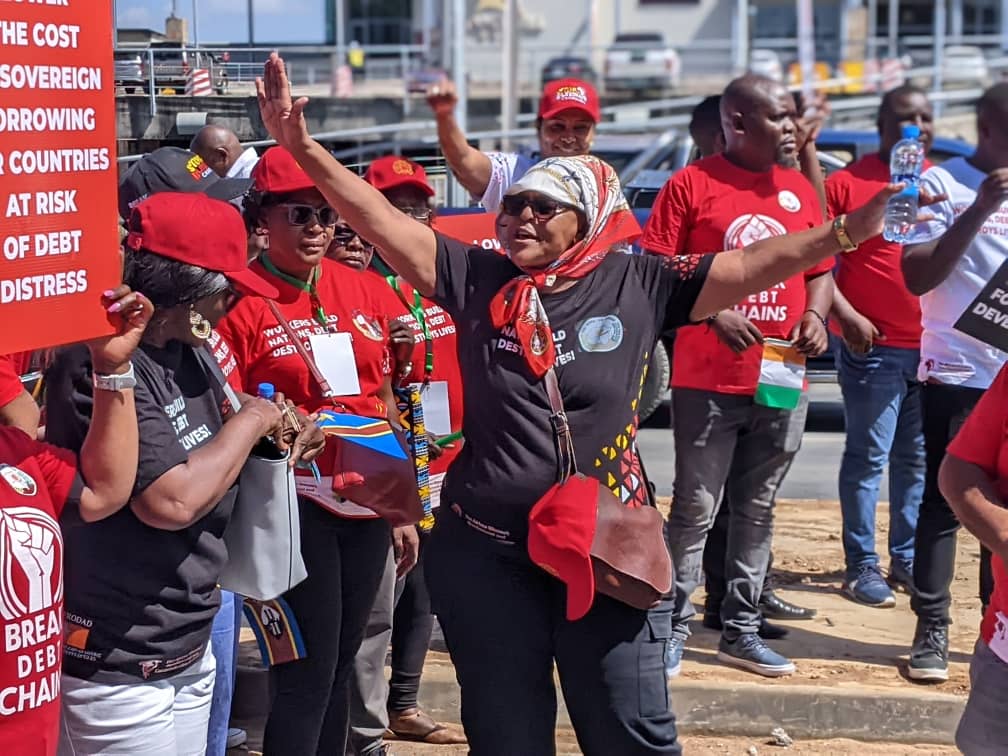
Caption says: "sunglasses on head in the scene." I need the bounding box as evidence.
[278,203,338,227]
[332,224,376,250]
[500,194,572,222]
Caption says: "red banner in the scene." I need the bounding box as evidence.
[433,211,503,254]
[0,1,119,354]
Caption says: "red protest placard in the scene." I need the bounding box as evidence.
[433,211,502,254]
[0,1,119,354]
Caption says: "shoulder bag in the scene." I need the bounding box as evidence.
[195,347,307,601]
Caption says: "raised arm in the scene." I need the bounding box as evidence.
[902,168,1008,295]
[427,79,494,200]
[690,186,897,321]
[75,288,151,521]
[257,54,438,296]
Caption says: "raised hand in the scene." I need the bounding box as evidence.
[256,52,311,152]
[426,77,458,117]
[86,286,153,374]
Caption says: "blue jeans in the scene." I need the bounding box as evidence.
[206,590,241,756]
[836,343,925,576]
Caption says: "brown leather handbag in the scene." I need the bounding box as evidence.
[527,368,672,619]
[266,301,423,527]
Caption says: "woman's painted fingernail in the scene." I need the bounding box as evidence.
[108,302,122,313]
[103,290,115,297]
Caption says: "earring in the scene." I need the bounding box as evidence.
[189,306,211,340]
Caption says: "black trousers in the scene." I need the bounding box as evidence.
[425,511,681,756]
[702,497,773,610]
[911,382,994,625]
[389,529,434,713]
[264,503,390,756]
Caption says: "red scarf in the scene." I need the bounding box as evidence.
[489,158,640,378]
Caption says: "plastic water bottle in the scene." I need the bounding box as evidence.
[257,382,275,399]
[882,185,919,243]
[889,124,926,185]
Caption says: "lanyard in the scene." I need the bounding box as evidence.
[260,253,329,328]
[376,261,434,382]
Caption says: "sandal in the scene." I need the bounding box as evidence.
[387,707,467,745]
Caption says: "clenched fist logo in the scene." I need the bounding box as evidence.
[0,508,63,620]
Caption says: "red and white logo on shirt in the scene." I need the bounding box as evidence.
[724,214,787,249]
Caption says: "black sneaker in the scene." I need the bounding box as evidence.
[887,560,916,594]
[908,620,949,682]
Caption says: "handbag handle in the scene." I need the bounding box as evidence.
[544,367,577,483]
[265,300,336,398]
[194,346,244,413]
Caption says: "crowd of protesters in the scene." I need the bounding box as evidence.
[1,49,1007,756]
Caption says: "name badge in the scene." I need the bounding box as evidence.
[410,380,451,436]
[308,333,361,396]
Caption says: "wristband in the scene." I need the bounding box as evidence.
[92,362,136,392]
[831,214,858,253]
[803,309,827,327]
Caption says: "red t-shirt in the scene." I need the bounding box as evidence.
[381,275,465,478]
[0,428,79,756]
[826,154,928,349]
[0,357,23,409]
[946,363,1008,655]
[640,154,831,394]
[214,258,394,516]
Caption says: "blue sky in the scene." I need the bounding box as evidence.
[115,0,328,44]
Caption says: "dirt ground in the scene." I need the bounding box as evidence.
[232,499,982,754]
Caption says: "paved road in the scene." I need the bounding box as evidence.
[638,384,886,502]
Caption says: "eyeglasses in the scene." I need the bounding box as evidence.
[394,205,433,222]
[332,224,376,251]
[500,195,573,223]
[278,203,338,227]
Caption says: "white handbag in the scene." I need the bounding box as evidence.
[197,349,308,600]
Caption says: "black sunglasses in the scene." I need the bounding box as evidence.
[500,195,572,222]
[332,224,376,250]
[278,203,338,227]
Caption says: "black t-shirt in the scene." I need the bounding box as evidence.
[434,236,711,543]
[45,341,234,681]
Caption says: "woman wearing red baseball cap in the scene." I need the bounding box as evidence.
[257,52,936,754]
[427,75,602,212]
[217,145,419,755]
[45,193,321,754]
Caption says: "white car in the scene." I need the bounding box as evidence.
[604,32,681,95]
[748,49,783,82]
[941,45,990,87]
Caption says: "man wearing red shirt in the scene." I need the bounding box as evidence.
[827,86,932,608]
[641,74,833,677]
[938,362,1008,753]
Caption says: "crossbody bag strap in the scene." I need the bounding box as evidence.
[194,346,244,413]
[544,367,577,483]
[265,300,336,398]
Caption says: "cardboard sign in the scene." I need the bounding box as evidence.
[0,1,120,354]
[433,210,502,255]
[953,258,1008,353]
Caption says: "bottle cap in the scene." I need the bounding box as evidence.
[901,124,921,140]
[257,382,276,399]
[898,184,919,198]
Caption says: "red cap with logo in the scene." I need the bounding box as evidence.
[538,78,601,123]
[363,155,435,197]
[126,193,279,299]
[252,146,316,194]
[527,475,599,621]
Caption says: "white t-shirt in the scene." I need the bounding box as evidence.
[908,157,1008,389]
[480,151,536,211]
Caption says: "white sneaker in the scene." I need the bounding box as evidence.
[226,728,248,749]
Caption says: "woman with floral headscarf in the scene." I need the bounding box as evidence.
[256,52,933,754]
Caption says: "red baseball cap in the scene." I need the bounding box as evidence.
[363,155,435,197]
[252,146,316,194]
[538,78,600,122]
[126,193,279,299]
[527,475,599,621]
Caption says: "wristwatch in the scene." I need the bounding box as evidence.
[93,362,137,392]
[832,214,858,253]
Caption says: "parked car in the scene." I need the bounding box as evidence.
[116,44,229,95]
[541,56,598,88]
[941,45,991,88]
[748,49,783,82]
[114,50,145,94]
[604,32,681,96]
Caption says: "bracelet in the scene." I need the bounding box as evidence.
[803,309,828,327]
